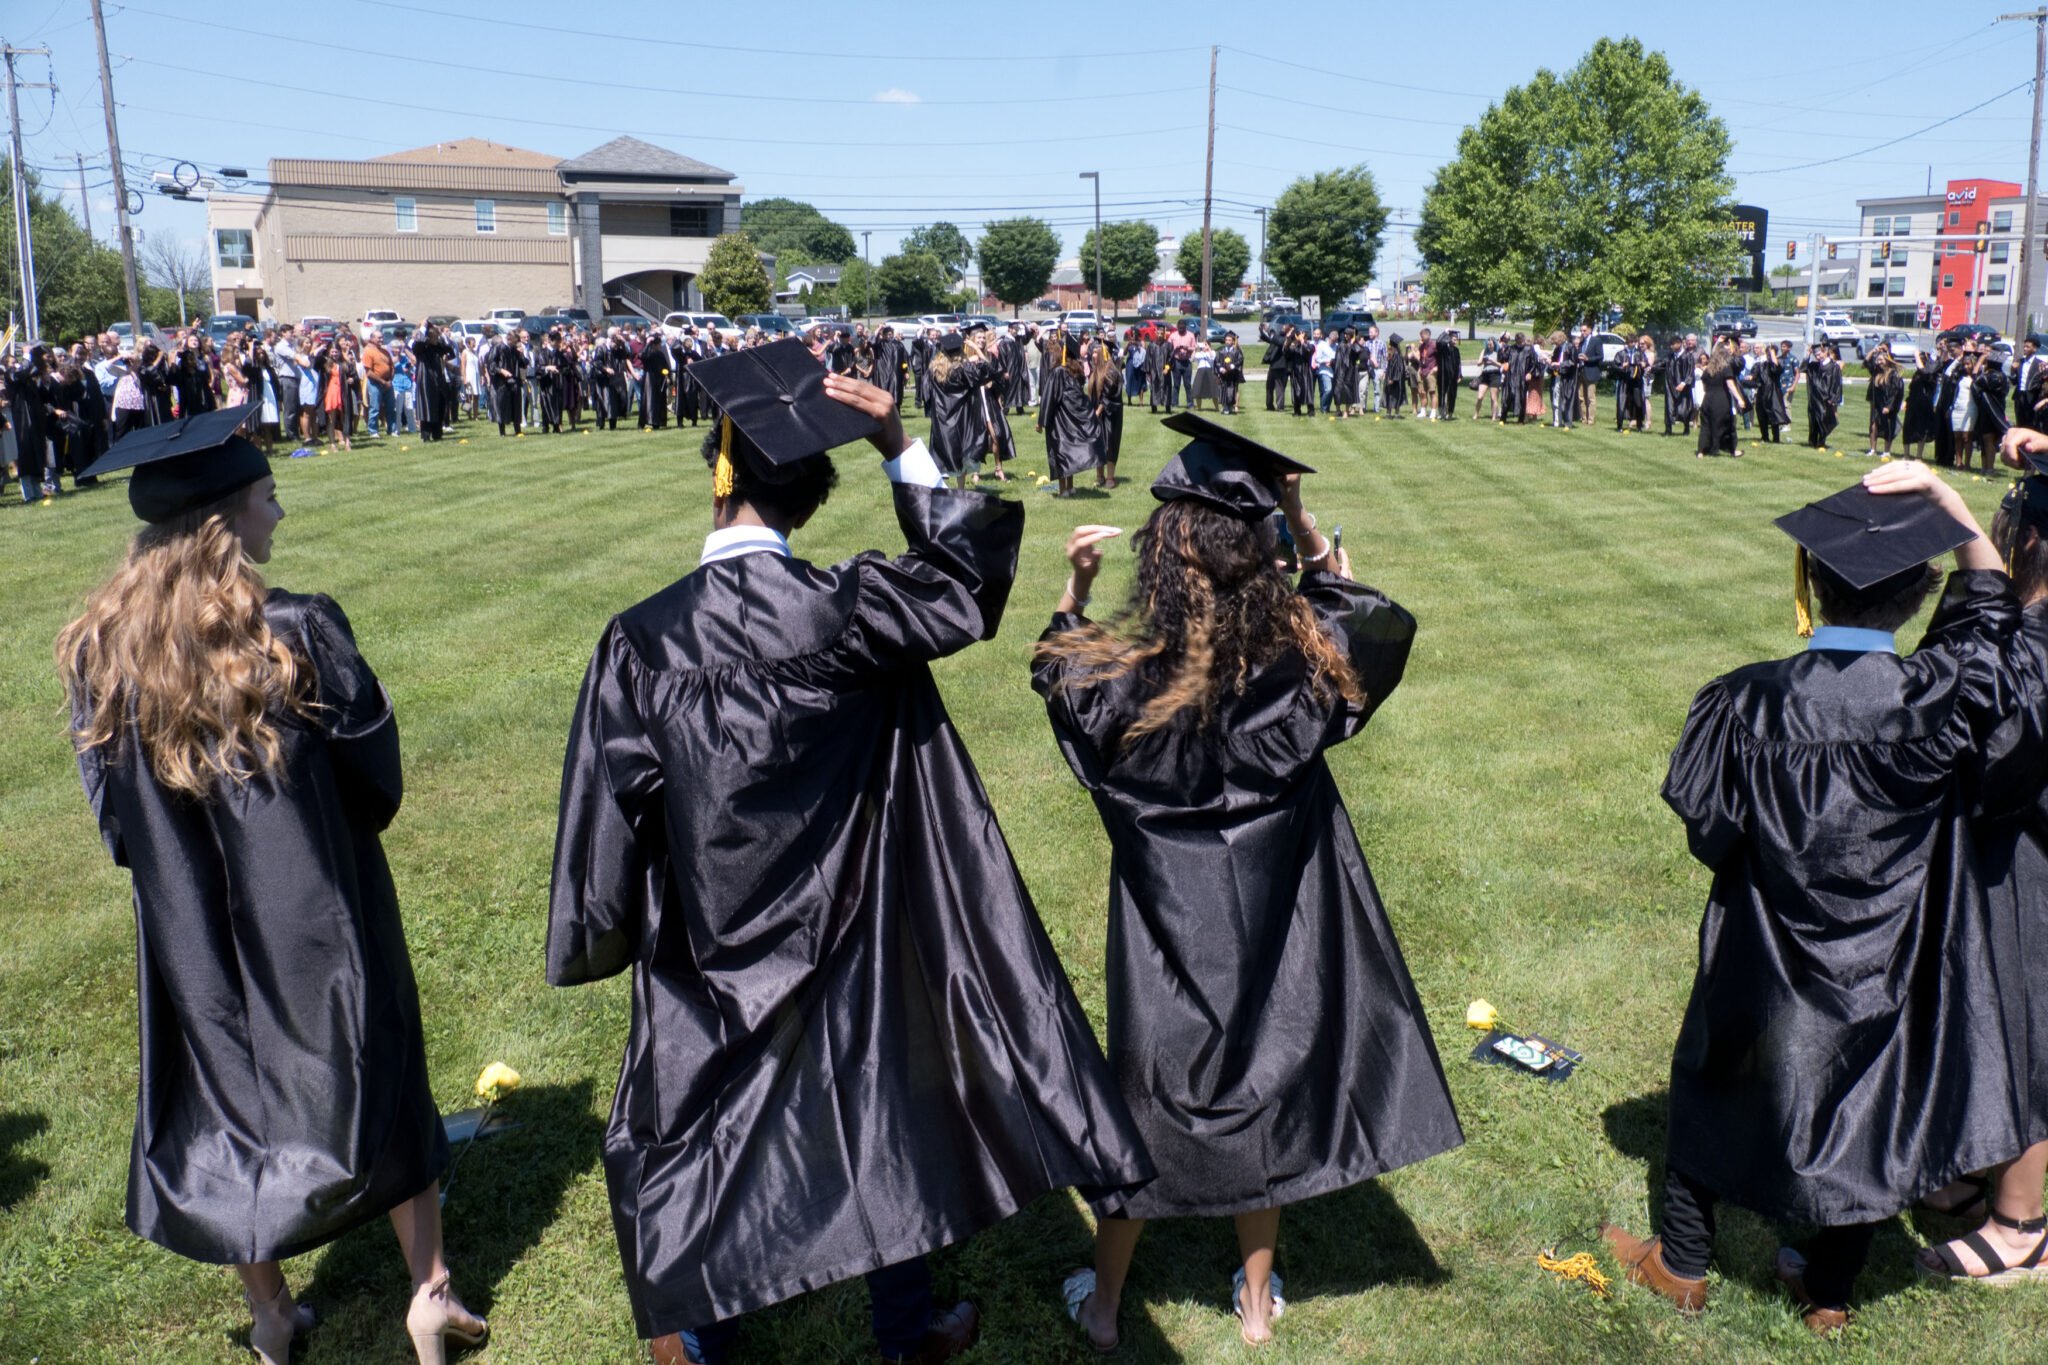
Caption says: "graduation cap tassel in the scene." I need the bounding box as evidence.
[2009,479,2027,578]
[1793,546,1815,639]
[713,417,736,499]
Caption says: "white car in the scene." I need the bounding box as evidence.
[1813,312,1863,353]
[361,308,403,334]
[660,311,739,344]
[1055,309,1101,332]
[1875,332,1921,367]
[487,307,527,335]
[914,313,965,332]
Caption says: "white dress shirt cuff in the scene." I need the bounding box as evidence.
[883,439,944,489]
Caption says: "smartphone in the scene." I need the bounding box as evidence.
[1331,526,1343,557]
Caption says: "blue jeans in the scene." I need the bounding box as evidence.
[681,1256,932,1364]
[366,380,396,435]
[395,385,417,433]
[1316,368,1334,410]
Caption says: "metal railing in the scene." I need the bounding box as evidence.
[610,281,668,322]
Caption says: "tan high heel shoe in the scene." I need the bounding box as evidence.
[405,1273,489,1364]
[244,1280,314,1365]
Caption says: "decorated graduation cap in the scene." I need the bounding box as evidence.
[1774,482,1975,637]
[689,339,881,492]
[1152,411,1314,522]
[80,403,270,524]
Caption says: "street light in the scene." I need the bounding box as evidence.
[1079,171,1102,318]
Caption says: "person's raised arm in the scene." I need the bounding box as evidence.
[1862,459,2002,573]
[1057,524,1122,617]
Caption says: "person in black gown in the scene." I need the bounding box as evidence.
[1904,347,1940,460]
[483,332,525,436]
[1803,342,1842,449]
[638,332,673,430]
[1037,339,1101,497]
[1865,345,1904,459]
[1603,461,2024,1335]
[547,343,1151,1365]
[1694,338,1745,458]
[1753,342,1789,444]
[926,331,996,486]
[1034,414,1461,1352]
[409,324,455,442]
[61,406,484,1365]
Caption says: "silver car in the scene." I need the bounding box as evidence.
[1877,332,1920,367]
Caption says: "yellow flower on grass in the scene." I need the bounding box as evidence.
[1465,999,1500,1032]
[475,1062,522,1101]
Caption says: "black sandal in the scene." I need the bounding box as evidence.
[1918,1174,1993,1221]
[1919,1208,2048,1284]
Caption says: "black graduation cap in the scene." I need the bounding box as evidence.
[688,339,880,472]
[2000,448,2048,542]
[937,333,965,355]
[1774,483,1975,592]
[1152,411,1314,521]
[963,320,988,334]
[80,403,270,524]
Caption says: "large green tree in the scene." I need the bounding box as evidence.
[1415,37,1743,331]
[1078,220,1160,313]
[699,231,773,317]
[0,159,128,341]
[875,250,949,314]
[738,197,857,264]
[976,217,1060,313]
[1265,167,1386,310]
[1174,227,1252,304]
[900,222,973,280]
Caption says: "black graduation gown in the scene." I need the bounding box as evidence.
[1037,367,1101,479]
[534,344,566,430]
[173,353,216,418]
[639,341,672,430]
[1332,344,1359,407]
[1755,357,1789,431]
[912,337,935,410]
[410,336,455,438]
[998,333,1031,412]
[1803,357,1841,447]
[1502,345,1529,419]
[1659,570,2028,1225]
[1904,364,1939,444]
[1667,350,1698,427]
[486,342,526,430]
[1869,372,1904,441]
[547,481,1153,1336]
[928,357,995,476]
[1694,359,1736,455]
[873,338,907,408]
[1031,575,1461,1218]
[6,360,51,482]
[75,591,447,1264]
[1095,378,1122,465]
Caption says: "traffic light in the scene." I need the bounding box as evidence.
[1977,226,1991,255]
[1880,239,1892,261]
[1786,240,1797,261]
[1826,240,1837,260]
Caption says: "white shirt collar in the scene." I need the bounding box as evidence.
[699,524,791,567]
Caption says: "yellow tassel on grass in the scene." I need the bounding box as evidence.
[1536,1250,1612,1298]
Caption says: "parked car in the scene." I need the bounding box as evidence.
[735,313,797,336]
[1992,338,2016,369]
[1708,306,1757,339]
[456,320,494,341]
[297,315,338,338]
[1812,311,1863,354]
[1056,309,1101,332]
[1136,302,1166,320]
[1032,297,1058,311]
[660,311,738,343]
[1175,317,1231,342]
[205,313,257,344]
[424,314,460,329]
[376,322,415,345]
[1874,331,1921,367]
[1259,297,1300,319]
[915,313,966,331]
[1320,309,1376,336]
[540,306,593,324]
[487,307,527,335]
[361,308,403,334]
[1264,313,1310,336]
[602,315,645,331]
[1581,332,1628,367]
[1937,322,2002,347]
[517,316,554,339]
[110,319,169,349]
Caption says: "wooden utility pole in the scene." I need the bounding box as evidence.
[88,0,144,345]
[2,41,52,341]
[75,151,91,238]
[2001,9,2048,336]
[1199,45,1217,338]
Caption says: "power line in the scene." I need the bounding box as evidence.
[1733,80,2034,175]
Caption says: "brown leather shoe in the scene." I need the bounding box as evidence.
[881,1300,979,1364]
[1600,1223,1708,1314]
[649,1333,693,1365]
[1774,1248,1851,1336]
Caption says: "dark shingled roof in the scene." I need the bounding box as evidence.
[557,136,734,181]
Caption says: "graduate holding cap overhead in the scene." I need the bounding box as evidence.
[1604,460,2029,1335]
[545,340,1153,1365]
[58,406,483,1365]
[1031,412,1462,1352]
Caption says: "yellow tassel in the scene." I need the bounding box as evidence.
[1793,546,1814,638]
[1537,1249,1612,1298]
[2010,479,2026,577]
[713,416,735,498]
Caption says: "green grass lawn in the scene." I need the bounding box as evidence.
[3,381,2042,1364]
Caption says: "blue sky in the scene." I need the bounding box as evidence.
[13,0,2041,289]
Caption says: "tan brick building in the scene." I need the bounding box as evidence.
[206,136,741,326]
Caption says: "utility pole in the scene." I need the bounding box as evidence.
[75,151,91,238]
[1256,206,1267,296]
[861,229,871,321]
[2001,9,2048,336]
[1199,45,1217,339]
[1804,232,1820,351]
[1079,170,1101,318]
[88,0,144,347]
[2,41,52,342]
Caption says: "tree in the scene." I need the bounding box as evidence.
[1265,167,1387,311]
[901,222,973,281]
[0,157,128,341]
[738,197,857,263]
[875,251,949,314]
[1174,227,1252,305]
[700,231,773,318]
[1415,37,1743,333]
[976,217,1060,314]
[140,232,209,326]
[831,257,873,318]
[1078,220,1160,312]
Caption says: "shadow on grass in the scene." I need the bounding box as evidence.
[299,1080,600,1341]
[1600,1087,1931,1308]
[0,1110,51,1210]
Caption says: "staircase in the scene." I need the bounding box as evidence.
[609,281,669,323]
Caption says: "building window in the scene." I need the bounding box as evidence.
[1888,275,1907,296]
[548,201,567,235]
[1892,216,1911,234]
[1995,209,2014,231]
[475,199,496,233]
[394,197,417,232]
[1869,248,1885,267]
[214,228,254,269]
[1871,216,1891,235]
[1867,278,1886,298]
[1994,242,2011,264]
[1950,210,1962,226]
[669,204,713,237]
[1944,273,1956,288]
[1989,273,2009,295]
